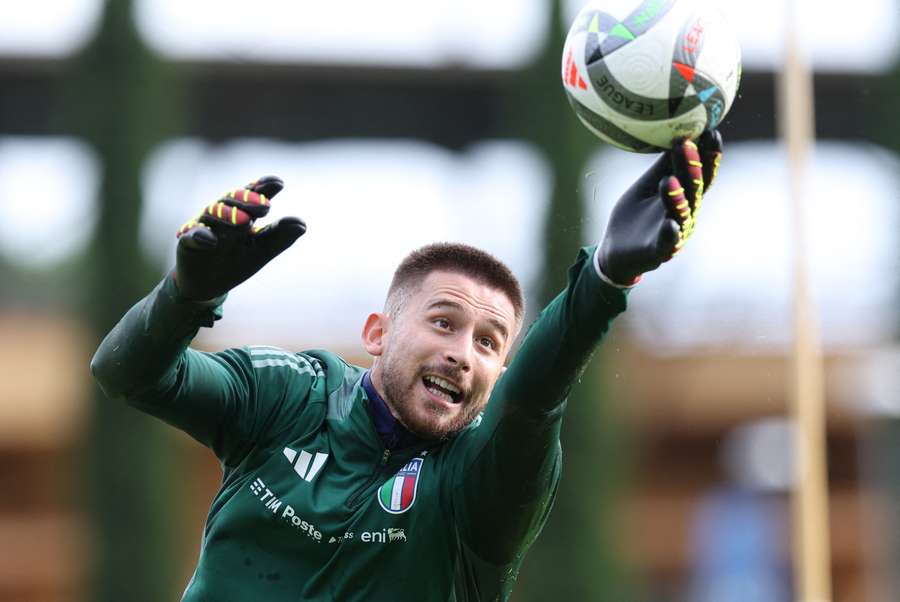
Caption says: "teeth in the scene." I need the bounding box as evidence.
[429,388,454,403]
[424,375,461,395]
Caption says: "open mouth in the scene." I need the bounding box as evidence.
[422,375,463,405]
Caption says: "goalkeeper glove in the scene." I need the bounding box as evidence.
[174,175,306,301]
[598,129,723,286]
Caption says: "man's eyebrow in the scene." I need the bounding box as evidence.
[425,299,510,342]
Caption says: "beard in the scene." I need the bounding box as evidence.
[379,354,484,440]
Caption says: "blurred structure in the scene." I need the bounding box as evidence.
[688,422,793,602]
[0,0,897,601]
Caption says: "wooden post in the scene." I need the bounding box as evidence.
[778,1,832,600]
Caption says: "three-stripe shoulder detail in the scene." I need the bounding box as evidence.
[248,346,324,379]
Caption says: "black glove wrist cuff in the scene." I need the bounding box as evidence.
[168,269,228,307]
[593,248,640,289]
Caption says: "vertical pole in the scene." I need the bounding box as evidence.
[778,1,832,600]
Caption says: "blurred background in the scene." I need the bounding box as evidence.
[0,0,898,600]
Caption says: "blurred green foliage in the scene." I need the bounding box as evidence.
[506,2,633,600]
[62,0,186,600]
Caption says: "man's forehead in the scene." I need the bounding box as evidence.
[416,271,516,324]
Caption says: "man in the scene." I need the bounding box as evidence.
[91,131,723,601]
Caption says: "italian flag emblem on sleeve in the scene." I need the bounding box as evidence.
[377,457,424,514]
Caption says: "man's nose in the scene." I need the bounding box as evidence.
[445,336,472,372]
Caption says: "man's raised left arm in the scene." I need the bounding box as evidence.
[449,131,725,565]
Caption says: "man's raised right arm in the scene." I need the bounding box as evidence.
[90,176,306,462]
[90,271,227,403]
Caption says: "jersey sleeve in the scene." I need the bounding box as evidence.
[90,273,317,466]
[448,246,628,564]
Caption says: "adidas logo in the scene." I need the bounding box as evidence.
[283,447,328,482]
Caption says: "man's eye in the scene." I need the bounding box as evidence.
[478,337,496,350]
[434,318,450,329]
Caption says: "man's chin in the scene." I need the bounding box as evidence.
[403,414,456,440]
[400,404,465,440]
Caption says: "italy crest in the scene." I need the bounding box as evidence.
[377,457,423,514]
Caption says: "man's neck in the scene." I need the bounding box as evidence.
[361,372,420,450]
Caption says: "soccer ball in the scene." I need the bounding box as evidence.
[561,0,741,153]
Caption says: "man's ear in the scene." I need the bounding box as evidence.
[361,312,389,357]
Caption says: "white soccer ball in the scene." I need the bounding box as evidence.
[562,0,741,153]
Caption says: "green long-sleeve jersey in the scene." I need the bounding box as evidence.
[91,246,628,601]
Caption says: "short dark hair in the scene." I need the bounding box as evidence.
[385,242,524,326]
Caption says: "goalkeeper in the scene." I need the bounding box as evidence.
[92,132,723,601]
